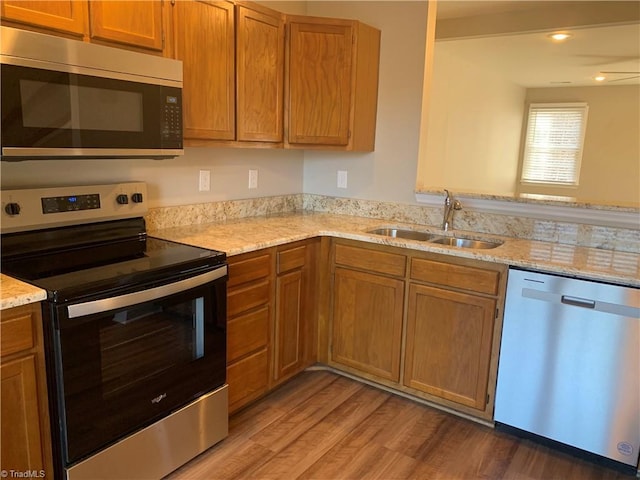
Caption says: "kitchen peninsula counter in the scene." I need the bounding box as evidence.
[2,211,638,309]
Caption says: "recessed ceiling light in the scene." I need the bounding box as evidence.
[548,33,572,42]
[594,75,606,82]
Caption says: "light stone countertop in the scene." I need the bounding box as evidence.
[150,212,640,288]
[1,274,47,311]
[2,211,638,309]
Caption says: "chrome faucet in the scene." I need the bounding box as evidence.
[442,189,462,231]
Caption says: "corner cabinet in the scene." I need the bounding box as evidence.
[286,16,381,151]
[226,239,318,413]
[327,239,507,421]
[273,240,319,385]
[0,304,53,477]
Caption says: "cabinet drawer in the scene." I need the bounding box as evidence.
[227,280,270,318]
[277,245,306,274]
[228,253,271,288]
[227,348,269,412]
[410,258,499,296]
[227,307,269,363]
[334,243,406,277]
[0,310,34,357]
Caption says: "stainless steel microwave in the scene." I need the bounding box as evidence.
[1,26,184,160]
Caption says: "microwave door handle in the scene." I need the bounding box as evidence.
[67,266,227,318]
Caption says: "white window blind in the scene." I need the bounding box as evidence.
[520,103,588,185]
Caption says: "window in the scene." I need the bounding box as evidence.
[520,103,589,186]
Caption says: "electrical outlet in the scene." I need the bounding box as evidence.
[248,169,258,189]
[337,170,348,189]
[199,170,211,192]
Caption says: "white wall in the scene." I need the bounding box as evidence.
[1,148,304,208]
[416,39,525,196]
[302,1,428,204]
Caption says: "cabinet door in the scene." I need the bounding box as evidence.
[89,1,163,51]
[173,0,235,140]
[275,269,307,381]
[331,267,404,381]
[287,20,353,146]
[236,4,284,142]
[1,0,87,36]
[404,283,496,410]
[1,355,45,472]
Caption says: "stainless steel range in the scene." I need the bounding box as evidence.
[1,183,228,480]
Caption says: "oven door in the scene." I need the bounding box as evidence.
[47,266,227,466]
[1,63,183,159]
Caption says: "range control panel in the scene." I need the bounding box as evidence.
[1,182,148,234]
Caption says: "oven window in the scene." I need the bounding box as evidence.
[100,297,205,397]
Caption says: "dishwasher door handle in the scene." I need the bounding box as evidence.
[561,295,596,309]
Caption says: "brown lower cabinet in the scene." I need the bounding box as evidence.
[0,304,53,477]
[226,239,319,413]
[328,239,507,421]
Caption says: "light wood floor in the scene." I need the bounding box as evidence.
[167,370,634,480]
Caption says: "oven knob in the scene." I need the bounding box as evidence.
[4,202,21,216]
[131,193,144,203]
[116,194,129,205]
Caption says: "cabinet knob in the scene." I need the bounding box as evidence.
[116,194,129,205]
[4,202,21,216]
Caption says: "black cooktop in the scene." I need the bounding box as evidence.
[1,218,226,303]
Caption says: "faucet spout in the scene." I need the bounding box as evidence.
[442,189,462,231]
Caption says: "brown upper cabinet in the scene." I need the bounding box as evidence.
[0,0,87,37]
[172,0,236,141]
[286,16,381,152]
[171,1,284,145]
[88,1,164,51]
[1,0,166,53]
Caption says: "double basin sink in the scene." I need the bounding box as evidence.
[366,227,503,249]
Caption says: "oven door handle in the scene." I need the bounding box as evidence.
[67,265,227,318]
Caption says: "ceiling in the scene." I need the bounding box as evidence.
[434,1,640,87]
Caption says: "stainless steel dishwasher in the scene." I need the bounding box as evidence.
[495,268,640,472]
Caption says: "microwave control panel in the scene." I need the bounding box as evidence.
[161,88,182,148]
[1,182,147,233]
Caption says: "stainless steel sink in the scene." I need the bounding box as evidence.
[430,237,503,249]
[367,228,441,242]
[367,227,503,249]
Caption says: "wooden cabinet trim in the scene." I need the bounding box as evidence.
[227,348,269,413]
[277,245,307,274]
[227,306,270,363]
[1,311,35,358]
[334,243,406,278]
[228,252,272,287]
[410,257,500,296]
[227,280,271,318]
